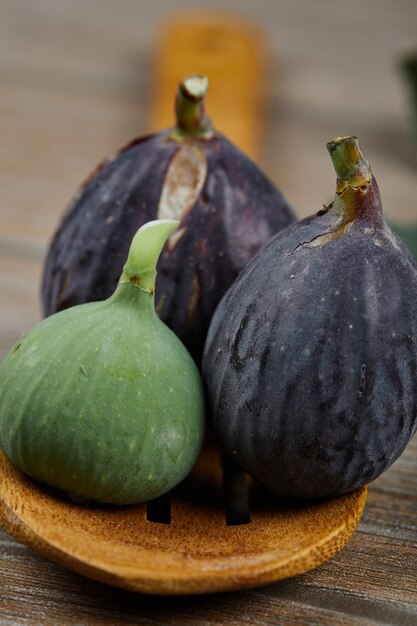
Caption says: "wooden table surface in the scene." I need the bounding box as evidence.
[1,1,417,624]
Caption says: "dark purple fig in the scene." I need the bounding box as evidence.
[203,136,417,499]
[42,75,295,365]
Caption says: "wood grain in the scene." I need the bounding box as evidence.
[0,254,42,359]
[0,0,416,257]
[0,446,366,595]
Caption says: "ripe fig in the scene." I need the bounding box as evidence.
[42,75,295,365]
[0,220,205,505]
[203,136,417,499]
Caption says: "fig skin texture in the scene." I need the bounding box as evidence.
[203,136,417,499]
[42,75,295,366]
[0,221,205,505]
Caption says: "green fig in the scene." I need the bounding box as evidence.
[0,220,205,505]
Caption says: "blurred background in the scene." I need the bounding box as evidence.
[1,0,417,356]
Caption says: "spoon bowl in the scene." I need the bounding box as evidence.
[0,446,367,595]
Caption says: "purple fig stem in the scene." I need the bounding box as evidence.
[327,136,371,190]
[175,74,212,137]
[327,136,383,228]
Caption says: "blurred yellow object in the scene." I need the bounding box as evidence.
[149,11,268,162]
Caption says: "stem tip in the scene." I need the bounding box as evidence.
[175,74,211,136]
[180,75,209,101]
[327,136,371,184]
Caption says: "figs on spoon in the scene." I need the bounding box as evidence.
[203,136,417,498]
[0,220,205,505]
[42,74,295,365]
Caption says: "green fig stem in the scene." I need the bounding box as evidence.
[174,74,213,138]
[119,220,179,293]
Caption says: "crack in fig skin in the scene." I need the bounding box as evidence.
[42,130,295,366]
[157,142,207,224]
[203,179,417,499]
[291,221,353,253]
[292,178,382,254]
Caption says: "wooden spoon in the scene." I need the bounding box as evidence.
[0,448,367,595]
[0,14,367,595]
